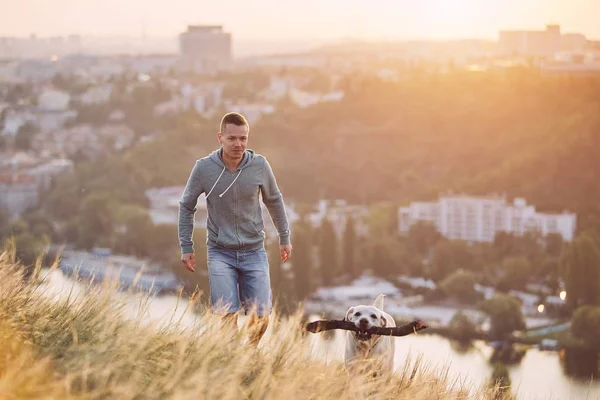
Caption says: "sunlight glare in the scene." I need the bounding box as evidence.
[428,0,479,23]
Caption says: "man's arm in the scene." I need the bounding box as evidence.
[260,158,290,246]
[178,160,204,255]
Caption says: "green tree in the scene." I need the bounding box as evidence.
[430,240,474,281]
[77,193,118,249]
[268,237,283,293]
[8,232,49,270]
[545,233,564,258]
[489,363,512,399]
[318,218,338,286]
[369,238,399,278]
[291,218,313,299]
[496,256,532,291]
[439,269,480,303]
[112,205,155,257]
[448,311,477,341]
[406,221,442,256]
[480,294,526,339]
[14,122,38,150]
[342,216,357,278]
[560,232,600,310]
[571,305,600,348]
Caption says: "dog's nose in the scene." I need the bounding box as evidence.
[359,318,369,327]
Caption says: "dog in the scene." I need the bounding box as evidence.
[344,294,396,378]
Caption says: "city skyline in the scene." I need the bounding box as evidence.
[2,0,600,42]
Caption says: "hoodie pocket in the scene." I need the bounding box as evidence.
[216,227,237,247]
[238,220,263,241]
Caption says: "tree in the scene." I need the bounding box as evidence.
[496,256,532,291]
[448,311,477,341]
[439,269,480,303]
[480,294,526,339]
[430,240,475,281]
[291,218,313,299]
[489,363,512,399]
[370,240,394,278]
[77,193,118,249]
[14,122,38,150]
[545,233,564,258]
[342,216,357,278]
[318,218,338,286]
[112,205,155,257]
[7,232,49,271]
[0,209,9,239]
[406,221,442,256]
[560,232,600,310]
[571,305,600,348]
[536,257,560,292]
[268,237,283,292]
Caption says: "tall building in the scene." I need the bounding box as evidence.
[498,24,587,56]
[178,25,232,72]
[398,194,576,243]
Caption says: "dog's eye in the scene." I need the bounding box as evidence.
[371,314,377,319]
[354,312,361,317]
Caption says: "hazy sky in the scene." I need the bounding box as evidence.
[2,0,599,41]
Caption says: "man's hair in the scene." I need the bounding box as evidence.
[220,112,249,133]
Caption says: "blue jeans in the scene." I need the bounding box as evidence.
[207,246,272,317]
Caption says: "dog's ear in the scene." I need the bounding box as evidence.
[380,315,387,327]
[373,294,385,310]
[344,307,354,321]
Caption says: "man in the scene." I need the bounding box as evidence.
[178,112,292,345]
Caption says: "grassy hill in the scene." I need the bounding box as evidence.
[0,245,513,399]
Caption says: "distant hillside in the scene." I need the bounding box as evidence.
[47,68,600,236]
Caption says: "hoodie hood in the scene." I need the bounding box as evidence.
[208,148,256,170]
[205,148,256,198]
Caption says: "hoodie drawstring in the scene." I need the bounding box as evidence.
[205,166,243,198]
[206,167,225,198]
[219,169,242,197]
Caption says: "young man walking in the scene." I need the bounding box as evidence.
[178,112,292,345]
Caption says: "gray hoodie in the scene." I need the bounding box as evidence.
[178,148,290,254]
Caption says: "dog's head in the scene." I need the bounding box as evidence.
[345,303,387,341]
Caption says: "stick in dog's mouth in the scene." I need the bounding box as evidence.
[355,331,372,341]
[304,319,428,337]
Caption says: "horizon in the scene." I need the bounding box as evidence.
[2,0,600,42]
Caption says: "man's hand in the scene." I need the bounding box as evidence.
[181,253,196,272]
[280,244,292,262]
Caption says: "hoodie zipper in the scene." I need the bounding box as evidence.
[232,170,242,249]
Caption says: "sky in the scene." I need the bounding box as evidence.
[2,0,599,42]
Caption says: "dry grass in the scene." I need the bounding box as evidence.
[0,246,514,400]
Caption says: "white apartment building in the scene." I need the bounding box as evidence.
[398,194,576,242]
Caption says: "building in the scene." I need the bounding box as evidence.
[145,186,208,227]
[37,89,70,112]
[27,158,74,191]
[498,24,587,56]
[0,172,39,219]
[540,53,600,78]
[178,25,232,72]
[398,194,576,242]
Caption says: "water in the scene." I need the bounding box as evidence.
[41,268,600,400]
[307,329,600,400]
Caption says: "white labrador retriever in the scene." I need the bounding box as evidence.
[344,294,396,377]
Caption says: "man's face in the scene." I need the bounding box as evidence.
[218,123,249,161]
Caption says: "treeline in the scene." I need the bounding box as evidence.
[267,216,573,306]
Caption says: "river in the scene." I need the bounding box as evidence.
[41,268,600,400]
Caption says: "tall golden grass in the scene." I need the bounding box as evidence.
[0,245,514,399]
